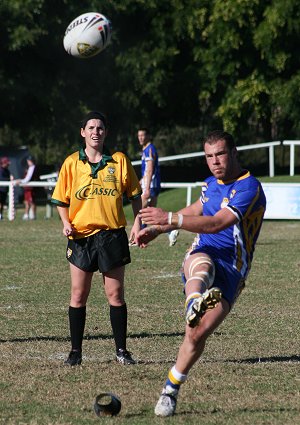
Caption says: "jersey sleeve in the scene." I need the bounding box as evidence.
[226,180,263,221]
[146,145,156,161]
[51,158,72,206]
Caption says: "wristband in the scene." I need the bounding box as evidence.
[177,213,183,228]
[168,211,173,225]
[170,213,183,228]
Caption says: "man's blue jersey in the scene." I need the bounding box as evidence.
[192,171,266,279]
[141,143,161,192]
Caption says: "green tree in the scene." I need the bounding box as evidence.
[0,0,299,167]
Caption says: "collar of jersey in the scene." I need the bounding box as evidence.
[217,170,250,185]
[79,146,113,178]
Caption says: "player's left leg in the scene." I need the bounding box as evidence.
[103,266,135,365]
[183,252,222,327]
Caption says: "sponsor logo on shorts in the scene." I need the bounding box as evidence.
[67,248,72,258]
[75,184,118,200]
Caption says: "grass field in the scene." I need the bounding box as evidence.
[0,187,300,424]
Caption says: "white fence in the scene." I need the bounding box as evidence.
[0,140,299,220]
[2,179,300,221]
[282,140,300,176]
[132,140,283,178]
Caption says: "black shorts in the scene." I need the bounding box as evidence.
[66,228,131,273]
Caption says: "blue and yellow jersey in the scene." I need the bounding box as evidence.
[51,147,142,238]
[141,143,161,191]
[193,171,266,278]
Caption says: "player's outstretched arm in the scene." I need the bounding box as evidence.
[139,206,238,234]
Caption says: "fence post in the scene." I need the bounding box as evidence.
[268,145,275,177]
[8,181,15,221]
[289,144,295,176]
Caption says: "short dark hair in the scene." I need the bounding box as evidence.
[81,111,107,129]
[138,127,150,135]
[203,130,235,151]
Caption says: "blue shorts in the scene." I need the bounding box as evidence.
[182,248,245,308]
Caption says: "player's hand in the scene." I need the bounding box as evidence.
[63,224,74,237]
[139,207,168,226]
[136,226,161,247]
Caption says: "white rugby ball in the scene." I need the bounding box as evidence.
[63,12,112,59]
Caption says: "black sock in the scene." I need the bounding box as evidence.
[110,304,127,351]
[69,306,86,352]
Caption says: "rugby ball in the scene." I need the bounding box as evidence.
[94,393,121,417]
[63,12,112,58]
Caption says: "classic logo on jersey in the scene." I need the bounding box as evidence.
[108,167,115,174]
[75,184,118,200]
[230,190,236,199]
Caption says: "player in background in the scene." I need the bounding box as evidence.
[137,130,266,417]
[137,127,179,246]
[138,128,161,209]
[52,111,142,366]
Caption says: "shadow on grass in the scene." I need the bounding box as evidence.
[179,406,299,417]
[0,330,185,344]
[223,355,300,363]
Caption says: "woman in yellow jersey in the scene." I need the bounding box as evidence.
[52,111,142,366]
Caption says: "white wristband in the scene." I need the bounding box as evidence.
[177,213,183,228]
[168,211,173,225]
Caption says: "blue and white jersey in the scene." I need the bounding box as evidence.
[192,171,266,279]
[141,143,161,191]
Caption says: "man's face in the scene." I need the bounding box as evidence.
[81,119,106,149]
[138,130,149,146]
[204,139,237,181]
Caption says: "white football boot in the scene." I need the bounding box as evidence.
[168,230,179,246]
[185,287,222,327]
[155,386,178,417]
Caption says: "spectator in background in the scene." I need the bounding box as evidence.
[15,155,39,220]
[137,127,178,246]
[0,157,12,220]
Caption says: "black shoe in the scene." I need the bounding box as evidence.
[65,350,82,366]
[116,349,136,365]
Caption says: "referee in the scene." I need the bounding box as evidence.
[52,111,142,366]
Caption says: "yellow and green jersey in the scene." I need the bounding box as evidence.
[52,147,142,238]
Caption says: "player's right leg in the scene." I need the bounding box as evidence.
[65,263,93,366]
[155,299,230,416]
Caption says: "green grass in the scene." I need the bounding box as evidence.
[0,184,300,424]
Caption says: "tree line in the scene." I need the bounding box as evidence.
[0,0,299,168]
